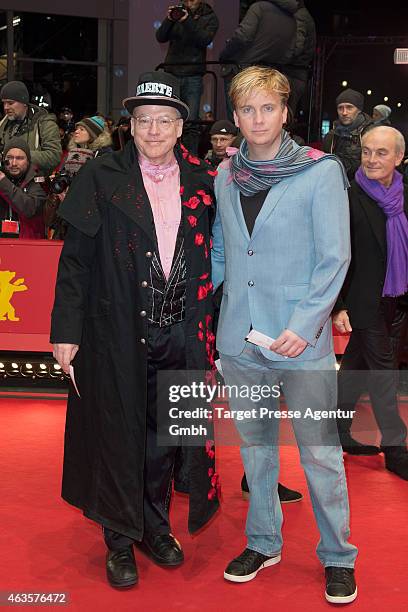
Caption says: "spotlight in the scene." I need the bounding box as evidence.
[384,96,389,102]
[367,90,372,95]
[397,102,402,108]
[25,363,33,369]
[54,364,61,370]
[341,80,348,87]
[11,362,18,369]
[40,364,47,370]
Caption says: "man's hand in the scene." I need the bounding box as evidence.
[333,310,352,334]
[270,329,308,358]
[53,343,79,374]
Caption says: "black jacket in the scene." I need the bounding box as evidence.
[219,0,297,69]
[323,113,373,180]
[0,164,46,238]
[334,180,408,328]
[156,2,219,77]
[50,141,219,540]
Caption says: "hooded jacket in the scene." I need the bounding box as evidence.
[219,0,297,68]
[0,104,61,175]
[156,2,219,77]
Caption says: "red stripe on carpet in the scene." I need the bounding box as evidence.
[1,399,407,611]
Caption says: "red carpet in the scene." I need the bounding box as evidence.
[1,398,408,611]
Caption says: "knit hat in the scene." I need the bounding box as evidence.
[210,120,238,137]
[3,137,31,162]
[336,88,364,111]
[373,104,391,119]
[123,71,189,120]
[0,81,30,105]
[75,115,106,141]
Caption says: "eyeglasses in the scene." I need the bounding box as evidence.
[134,115,180,130]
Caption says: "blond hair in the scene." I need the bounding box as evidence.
[229,66,290,110]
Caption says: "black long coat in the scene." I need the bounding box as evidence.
[334,180,408,328]
[50,141,220,540]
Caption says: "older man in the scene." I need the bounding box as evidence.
[51,71,219,588]
[0,80,61,174]
[323,88,372,180]
[334,126,408,480]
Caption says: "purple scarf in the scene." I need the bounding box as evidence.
[355,166,408,297]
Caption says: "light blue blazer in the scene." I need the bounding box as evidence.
[211,149,351,361]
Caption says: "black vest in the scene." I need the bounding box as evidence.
[147,222,186,327]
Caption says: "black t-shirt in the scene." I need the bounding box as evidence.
[240,189,269,235]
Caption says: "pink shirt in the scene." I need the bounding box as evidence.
[139,155,181,279]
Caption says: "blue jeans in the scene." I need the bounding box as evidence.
[179,75,203,154]
[220,345,358,568]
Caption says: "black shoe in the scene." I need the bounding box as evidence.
[325,567,357,604]
[384,447,408,481]
[106,547,138,588]
[341,435,380,455]
[241,474,302,504]
[138,533,184,567]
[277,483,303,504]
[224,548,281,583]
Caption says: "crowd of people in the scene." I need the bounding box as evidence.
[1,0,408,606]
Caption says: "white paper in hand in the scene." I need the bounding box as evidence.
[215,358,223,376]
[245,329,275,349]
[69,365,81,398]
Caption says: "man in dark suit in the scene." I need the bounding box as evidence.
[334,126,408,481]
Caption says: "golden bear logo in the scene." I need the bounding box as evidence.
[0,269,28,322]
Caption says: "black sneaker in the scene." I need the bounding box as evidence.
[241,474,302,504]
[325,567,357,604]
[224,548,281,583]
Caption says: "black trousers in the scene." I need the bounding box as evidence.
[337,299,407,448]
[104,322,186,551]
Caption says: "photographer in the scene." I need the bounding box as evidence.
[44,115,112,239]
[156,0,219,152]
[0,138,46,239]
[0,80,61,175]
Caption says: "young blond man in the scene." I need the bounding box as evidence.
[212,67,358,604]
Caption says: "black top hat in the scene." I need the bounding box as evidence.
[123,71,189,120]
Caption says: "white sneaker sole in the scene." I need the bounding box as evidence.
[224,554,281,583]
[325,586,358,604]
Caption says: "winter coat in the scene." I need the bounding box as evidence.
[322,112,373,180]
[0,105,61,175]
[156,2,219,77]
[50,141,220,540]
[219,0,297,70]
[0,163,46,238]
[279,1,316,81]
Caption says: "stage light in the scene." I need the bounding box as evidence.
[40,364,47,370]
[25,363,33,369]
[341,80,348,87]
[367,90,372,95]
[384,96,389,102]
[397,102,402,107]
[54,364,61,370]
[0,363,4,368]
[11,362,18,369]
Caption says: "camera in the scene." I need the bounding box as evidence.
[169,4,186,21]
[0,157,10,172]
[49,170,72,194]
